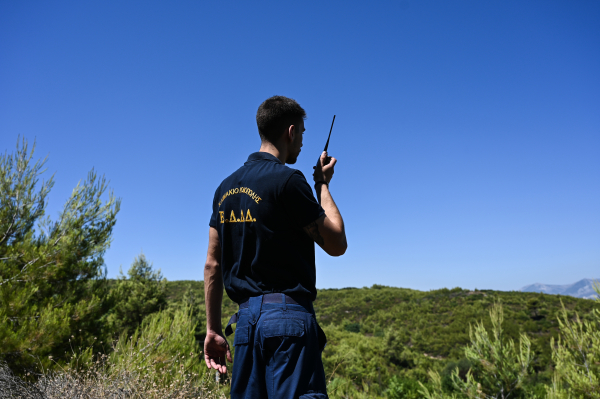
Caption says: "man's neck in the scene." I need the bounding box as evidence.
[258,142,287,164]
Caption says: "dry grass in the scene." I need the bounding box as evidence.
[0,360,226,399]
[0,308,227,398]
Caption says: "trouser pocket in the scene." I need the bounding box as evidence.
[261,317,306,354]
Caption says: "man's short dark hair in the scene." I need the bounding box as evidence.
[256,96,306,143]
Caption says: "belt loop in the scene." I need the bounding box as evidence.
[249,295,263,325]
[282,293,287,311]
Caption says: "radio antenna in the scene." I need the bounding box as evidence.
[323,115,336,152]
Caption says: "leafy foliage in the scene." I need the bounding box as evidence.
[103,254,167,337]
[420,302,533,399]
[98,306,205,383]
[387,375,422,399]
[546,283,600,398]
[457,302,533,398]
[0,139,120,371]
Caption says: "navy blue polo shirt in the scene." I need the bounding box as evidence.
[209,152,325,304]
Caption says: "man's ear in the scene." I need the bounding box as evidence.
[287,124,296,143]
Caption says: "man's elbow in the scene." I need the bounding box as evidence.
[326,238,347,257]
[204,260,221,273]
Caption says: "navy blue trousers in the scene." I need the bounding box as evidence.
[230,295,329,399]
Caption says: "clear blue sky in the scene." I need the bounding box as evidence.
[1,1,598,291]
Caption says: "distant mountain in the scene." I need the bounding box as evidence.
[520,278,599,299]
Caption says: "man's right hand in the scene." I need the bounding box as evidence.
[204,331,231,374]
[204,227,230,374]
[313,151,336,184]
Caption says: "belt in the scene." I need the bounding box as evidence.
[238,293,302,309]
[225,293,311,337]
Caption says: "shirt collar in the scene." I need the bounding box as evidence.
[246,152,283,165]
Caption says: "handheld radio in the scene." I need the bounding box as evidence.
[318,115,336,166]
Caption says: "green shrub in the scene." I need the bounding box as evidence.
[103,253,167,337]
[546,283,600,398]
[419,302,533,399]
[105,306,206,382]
[387,375,422,399]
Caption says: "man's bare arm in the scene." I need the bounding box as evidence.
[203,227,231,374]
[304,219,325,247]
[304,151,347,256]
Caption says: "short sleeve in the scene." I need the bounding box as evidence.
[209,187,219,228]
[281,171,325,228]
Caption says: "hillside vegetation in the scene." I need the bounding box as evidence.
[166,280,597,397]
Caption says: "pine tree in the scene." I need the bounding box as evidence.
[103,253,167,337]
[0,138,120,371]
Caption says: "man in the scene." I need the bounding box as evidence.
[203,96,347,398]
